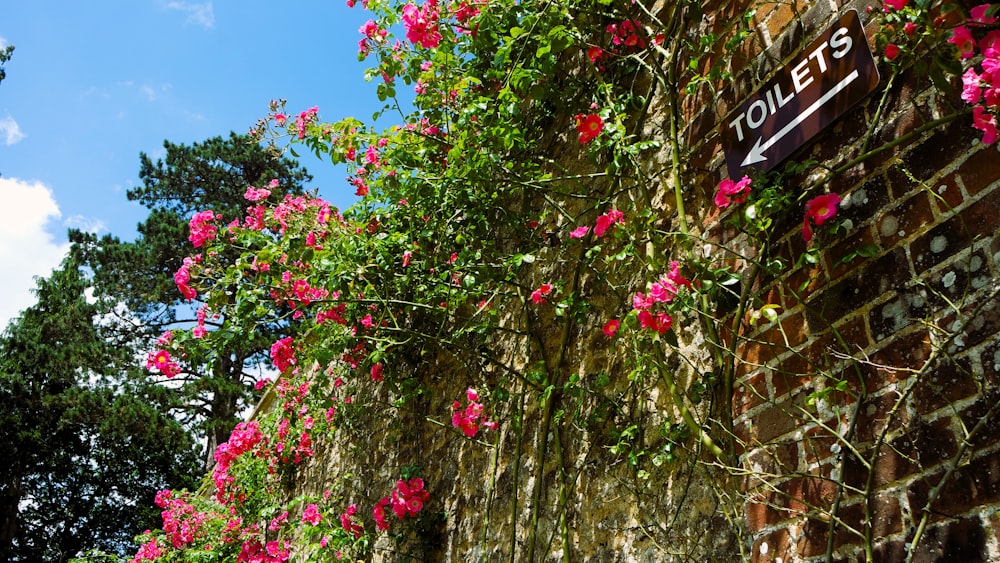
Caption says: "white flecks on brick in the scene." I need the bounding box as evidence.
[880,215,898,238]
[942,271,957,289]
[931,235,949,253]
[938,183,948,195]
[760,541,769,556]
[970,255,984,272]
[881,298,909,334]
[992,348,1000,372]
[842,188,869,208]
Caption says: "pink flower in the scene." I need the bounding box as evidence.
[173,263,198,300]
[903,21,917,36]
[373,497,391,531]
[244,185,272,201]
[530,283,553,304]
[574,114,604,144]
[188,210,218,248]
[666,260,692,290]
[302,504,322,526]
[340,504,363,539]
[884,43,900,61]
[587,46,604,64]
[714,175,752,209]
[982,30,1000,57]
[146,349,181,378]
[402,251,412,267]
[883,0,908,10]
[270,337,296,373]
[389,478,431,519]
[949,26,976,59]
[971,4,998,25]
[963,68,983,104]
[603,319,620,337]
[594,209,624,237]
[801,193,842,242]
[973,105,999,144]
[371,363,384,382]
[632,291,655,311]
[637,310,672,333]
[569,225,590,239]
[402,1,442,49]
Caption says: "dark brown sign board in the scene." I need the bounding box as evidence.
[721,10,879,179]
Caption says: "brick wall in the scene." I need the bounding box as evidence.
[693,1,1000,561]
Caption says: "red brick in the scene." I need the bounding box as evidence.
[746,493,783,532]
[832,496,902,552]
[901,117,978,184]
[827,226,879,282]
[799,425,841,467]
[908,448,1000,518]
[733,372,768,415]
[853,392,911,445]
[771,362,813,400]
[959,145,1000,195]
[841,175,892,226]
[752,398,803,443]
[913,356,979,414]
[751,527,793,563]
[932,172,965,213]
[778,473,837,520]
[863,330,931,391]
[875,192,935,249]
[908,518,989,562]
[910,184,1000,274]
[959,388,1000,450]
[783,265,825,309]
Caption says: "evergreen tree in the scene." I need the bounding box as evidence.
[0,43,13,85]
[0,254,199,562]
[71,132,311,467]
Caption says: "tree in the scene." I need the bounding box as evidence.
[0,253,199,562]
[71,132,311,467]
[0,43,13,85]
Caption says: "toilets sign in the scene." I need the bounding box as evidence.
[721,10,879,179]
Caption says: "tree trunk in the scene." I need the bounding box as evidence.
[0,476,22,563]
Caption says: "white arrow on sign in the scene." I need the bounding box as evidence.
[741,69,861,167]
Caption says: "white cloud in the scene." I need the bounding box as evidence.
[0,116,24,145]
[0,178,70,330]
[118,80,172,102]
[64,215,107,234]
[165,1,215,29]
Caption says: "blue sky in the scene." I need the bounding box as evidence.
[1,1,388,328]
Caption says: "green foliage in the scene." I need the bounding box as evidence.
[0,43,13,85]
[70,132,312,458]
[0,256,199,562]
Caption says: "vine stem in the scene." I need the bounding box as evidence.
[507,385,526,563]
